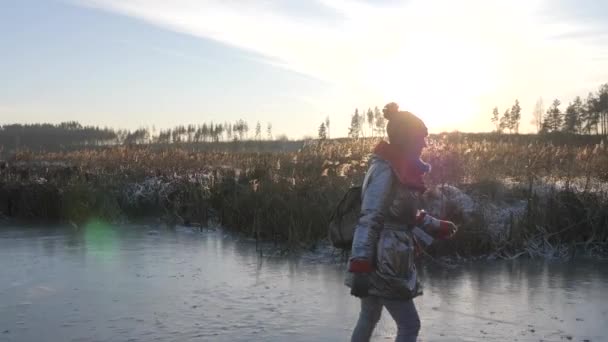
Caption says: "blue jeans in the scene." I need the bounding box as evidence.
[351,296,420,342]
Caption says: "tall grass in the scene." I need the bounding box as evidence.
[1,134,607,257]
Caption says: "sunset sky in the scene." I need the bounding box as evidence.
[2,0,608,138]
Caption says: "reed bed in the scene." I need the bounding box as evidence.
[1,134,607,258]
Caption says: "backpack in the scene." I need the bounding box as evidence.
[328,186,362,249]
[328,163,376,249]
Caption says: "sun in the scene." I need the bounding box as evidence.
[360,37,498,133]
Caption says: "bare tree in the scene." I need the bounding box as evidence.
[348,109,362,139]
[374,107,385,137]
[499,109,510,133]
[510,100,522,134]
[531,97,544,133]
[366,108,374,137]
[255,121,262,141]
[491,107,500,132]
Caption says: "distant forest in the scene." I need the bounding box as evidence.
[0,120,281,155]
[1,82,607,157]
[490,83,608,135]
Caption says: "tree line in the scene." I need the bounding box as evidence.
[3,82,607,155]
[0,122,118,151]
[491,83,608,135]
[0,120,279,153]
[153,120,274,144]
[318,106,386,140]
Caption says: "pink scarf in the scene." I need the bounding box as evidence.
[373,141,429,193]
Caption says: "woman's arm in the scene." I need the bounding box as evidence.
[349,159,394,272]
[415,210,458,240]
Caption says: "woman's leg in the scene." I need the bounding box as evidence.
[351,296,383,342]
[383,298,420,342]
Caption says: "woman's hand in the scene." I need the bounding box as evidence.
[351,273,371,298]
[348,259,373,298]
[438,221,458,239]
[416,210,458,239]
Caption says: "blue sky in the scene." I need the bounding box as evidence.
[1,0,608,138]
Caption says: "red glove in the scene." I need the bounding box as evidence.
[348,259,373,273]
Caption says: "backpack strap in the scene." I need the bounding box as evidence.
[360,162,376,200]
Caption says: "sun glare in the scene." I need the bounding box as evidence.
[345,1,528,133]
[361,33,497,132]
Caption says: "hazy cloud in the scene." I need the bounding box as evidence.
[72,0,608,132]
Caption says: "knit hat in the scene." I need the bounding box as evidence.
[382,102,428,144]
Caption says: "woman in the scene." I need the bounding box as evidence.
[346,102,457,342]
